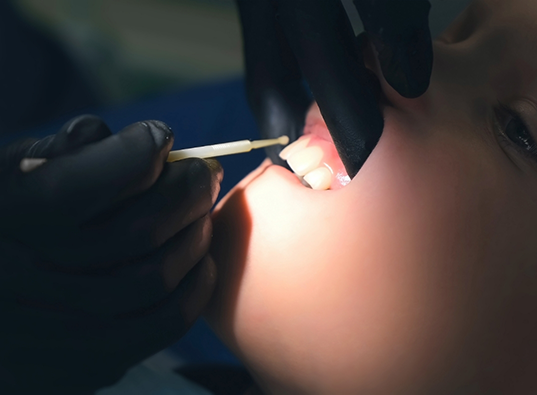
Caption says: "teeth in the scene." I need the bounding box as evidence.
[287,146,323,176]
[279,136,311,160]
[280,136,334,190]
[303,167,332,190]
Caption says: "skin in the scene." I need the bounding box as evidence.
[205,1,537,393]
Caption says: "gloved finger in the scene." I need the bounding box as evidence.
[0,115,111,172]
[1,216,213,315]
[13,120,174,225]
[131,254,217,332]
[273,0,384,178]
[174,254,217,326]
[237,0,311,165]
[101,255,217,364]
[48,157,223,267]
[354,0,433,98]
[122,254,217,343]
[26,115,113,159]
[92,254,216,381]
[85,158,222,262]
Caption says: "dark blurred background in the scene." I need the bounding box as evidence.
[3,0,472,137]
[13,0,242,106]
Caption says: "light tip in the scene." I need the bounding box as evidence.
[278,135,290,146]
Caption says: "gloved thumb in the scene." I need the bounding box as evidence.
[0,115,112,173]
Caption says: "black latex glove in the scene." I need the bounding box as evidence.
[237,0,433,178]
[0,115,223,395]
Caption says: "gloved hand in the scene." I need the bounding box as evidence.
[237,0,433,178]
[0,115,223,394]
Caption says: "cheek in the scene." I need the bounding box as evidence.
[207,120,533,392]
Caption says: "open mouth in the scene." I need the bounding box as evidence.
[279,55,386,191]
[279,103,351,190]
[277,34,387,191]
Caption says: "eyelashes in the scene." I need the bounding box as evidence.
[494,103,537,163]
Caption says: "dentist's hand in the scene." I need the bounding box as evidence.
[237,0,433,177]
[0,115,222,394]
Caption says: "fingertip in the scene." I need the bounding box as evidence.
[144,120,174,152]
[109,120,174,198]
[63,115,112,141]
[203,158,224,184]
[8,115,112,164]
[182,158,224,206]
[51,115,112,157]
[116,120,174,166]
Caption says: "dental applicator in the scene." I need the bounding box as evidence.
[19,136,290,172]
[166,135,289,162]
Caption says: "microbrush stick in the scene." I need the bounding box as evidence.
[166,135,289,162]
[18,136,290,172]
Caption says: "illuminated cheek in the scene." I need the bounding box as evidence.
[226,155,489,389]
[229,171,385,349]
[208,105,529,391]
[228,170,331,295]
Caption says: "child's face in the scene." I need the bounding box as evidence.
[206,1,537,393]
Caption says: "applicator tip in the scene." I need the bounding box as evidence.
[278,135,290,146]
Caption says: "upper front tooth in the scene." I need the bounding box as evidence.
[279,136,311,160]
[287,146,323,176]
